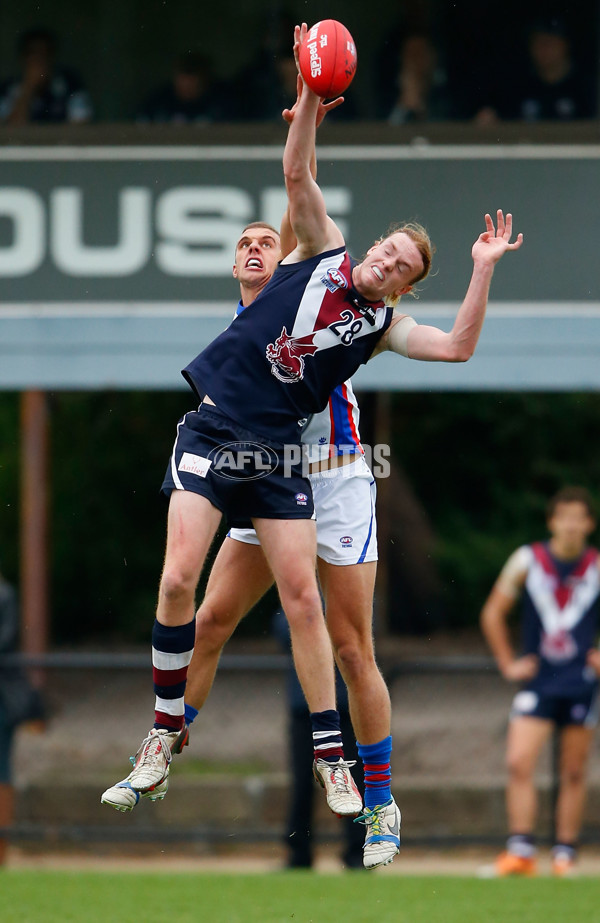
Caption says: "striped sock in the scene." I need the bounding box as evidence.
[311,709,344,763]
[358,736,392,810]
[152,618,195,732]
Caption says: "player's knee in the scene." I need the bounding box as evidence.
[506,752,533,780]
[281,582,321,616]
[561,763,586,787]
[159,567,196,604]
[195,600,237,647]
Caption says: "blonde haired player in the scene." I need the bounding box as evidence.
[101,22,522,870]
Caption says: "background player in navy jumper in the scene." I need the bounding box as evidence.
[101,22,523,855]
[481,487,600,877]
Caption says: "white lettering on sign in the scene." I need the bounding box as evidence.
[155,187,252,276]
[51,188,151,276]
[0,189,45,275]
[0,185,352,278]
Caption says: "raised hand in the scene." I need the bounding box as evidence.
[472,210,524,265]
[282,74,344,127]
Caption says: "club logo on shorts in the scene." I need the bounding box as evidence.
[208,442,278,480]
[321,267,348,292]
[340,535,353,547]
[295,492,308,506]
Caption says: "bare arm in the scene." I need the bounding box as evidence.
[282,24,344,262]
[378,211,523,361]
[480,551,538,682]
[280,75,344,259]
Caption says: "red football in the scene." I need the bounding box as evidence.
[298,20,357,98]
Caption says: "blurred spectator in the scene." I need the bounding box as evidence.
[136,52,233,124]
[382,32,454,124]
[273,608,364,869]
[0,569,45,864]
[476,17,596,124]
[0,27,93,125]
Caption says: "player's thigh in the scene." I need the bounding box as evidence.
[506,715,553,771]
[318,559,377,647]
[163,489,223,578]
[202,535,274,622]
[253,518,318,595]
[559,724,595,775]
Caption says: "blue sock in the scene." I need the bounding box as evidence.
[357,736,392,810]
[184,703,199,725]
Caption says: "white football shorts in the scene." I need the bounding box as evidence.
[228,455,378,566]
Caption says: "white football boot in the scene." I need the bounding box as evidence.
[356,798,401,869]
[100,728,182,811]
[313,759,363,816]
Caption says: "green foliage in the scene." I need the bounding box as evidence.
[392,392,600,628]
[2,870,599,923]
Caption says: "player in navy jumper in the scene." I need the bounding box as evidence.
[101,22,523,847]
[481,487,600,877]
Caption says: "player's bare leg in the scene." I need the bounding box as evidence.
[185,537,274,709]
[255,517,362,816]
[320,558,399,867]
[493,715,552,875]
[101,490,222,811]
[320,560,390,744]
[552,724,595,874]
[255,518,333,712]
[156,490,223,626]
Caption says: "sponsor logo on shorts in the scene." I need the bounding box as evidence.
[340,535,353,547]
[208,442,278,481]
[295,492,308,506]
[321,267,348,292]
[178,452,212,478]
[571,703,587,723]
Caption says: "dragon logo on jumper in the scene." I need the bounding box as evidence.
[266,326,319,383]
[321,267,348,293]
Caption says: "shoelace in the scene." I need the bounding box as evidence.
[327,760,357,793]
[130,732,173,770]
[354,802,386,830]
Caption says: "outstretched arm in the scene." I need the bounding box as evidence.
[378,211,523,361]
[280,75,344,258]
[282,23,344,261]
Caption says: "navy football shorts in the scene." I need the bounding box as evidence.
[161,404,314,528]
[510,685,599,728]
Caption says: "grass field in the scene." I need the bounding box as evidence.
[2,870,598,923]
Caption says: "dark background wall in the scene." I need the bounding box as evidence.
[0,0,598,121]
